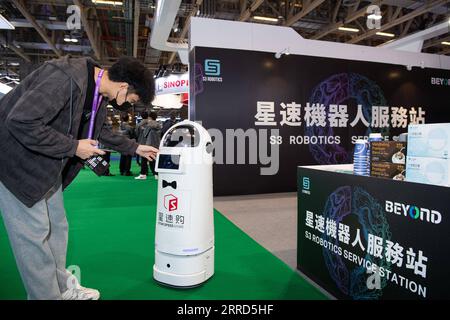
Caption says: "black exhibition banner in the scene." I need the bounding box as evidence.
[190,46,450,196]
[297,166,450,300]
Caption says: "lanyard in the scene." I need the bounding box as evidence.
[87,69,104,139]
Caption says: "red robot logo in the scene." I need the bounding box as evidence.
[164,194,178,212]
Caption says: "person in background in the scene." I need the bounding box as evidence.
[101,116,114,176]
[135,111,161,180]
[161,111,177,138]
[118,113,134,176]
[134,111,150,179]
[135,111,149,167]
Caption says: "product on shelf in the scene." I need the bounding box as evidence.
[353,139,369,176]
[370,141,407,164]
[370,162,406,180]
[367,133,383,176]
[408,123,450,159]
[406,156,450,187]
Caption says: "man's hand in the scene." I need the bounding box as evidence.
[75,139,106,160]
[136,145,159,161]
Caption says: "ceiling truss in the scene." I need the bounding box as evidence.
[0,0,449,74]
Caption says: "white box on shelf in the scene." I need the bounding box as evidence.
[407,123,450,159]
[406,156,450,187]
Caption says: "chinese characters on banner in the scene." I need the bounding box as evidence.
[305,210,428,279]
[255,101,426,128]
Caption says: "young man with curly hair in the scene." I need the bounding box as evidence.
[0,56,158,300]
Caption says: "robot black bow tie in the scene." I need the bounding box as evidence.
[162,180,177,189]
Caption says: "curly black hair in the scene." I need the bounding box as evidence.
[108,57,155,104]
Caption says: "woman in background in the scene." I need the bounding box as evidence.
[118,113,134,176]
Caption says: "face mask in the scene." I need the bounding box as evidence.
[110,99,132,112]
[110,88,133,111]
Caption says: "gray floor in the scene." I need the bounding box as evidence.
[214,192,298,270]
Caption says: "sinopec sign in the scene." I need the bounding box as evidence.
[155,73,189,96]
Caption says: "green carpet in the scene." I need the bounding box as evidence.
[0,160,326,300]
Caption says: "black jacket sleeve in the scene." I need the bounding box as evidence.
[5,63,79,159]
[98,121,139,155]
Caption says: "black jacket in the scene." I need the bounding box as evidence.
[0,56,138,207]
[118,122,135,140]
[143,120,162,148]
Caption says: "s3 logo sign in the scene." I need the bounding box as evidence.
[204,59,221,76]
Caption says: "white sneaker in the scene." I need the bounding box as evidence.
[154,175,159,180]
[134,174,147,180]
[62,286,100,300]
[62,271,100,300]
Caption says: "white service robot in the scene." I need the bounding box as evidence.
[153,120,214,288]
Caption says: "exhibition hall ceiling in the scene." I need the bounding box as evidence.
[1,0,450,79]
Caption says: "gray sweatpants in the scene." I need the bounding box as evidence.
[0,181,70,300]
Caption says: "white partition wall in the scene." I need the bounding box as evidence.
[190,17,450,70]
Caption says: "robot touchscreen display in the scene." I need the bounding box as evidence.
[158,154,180,170]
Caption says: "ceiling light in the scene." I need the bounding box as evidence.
[5,76,19,81]
[253,16,279,23]
[376,32,395,38]
[64,35,79,43]
[91,0,123,6]
[368,14,382,20]
[442,41,450,46]
[338,26,360,32]
[0,14,15,30]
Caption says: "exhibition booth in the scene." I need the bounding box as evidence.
[1,6,450,303]
[297,164,449,299]
[187,17,450,300]
[152,72,189,120]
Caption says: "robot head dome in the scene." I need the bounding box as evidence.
[163,124,201,148]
